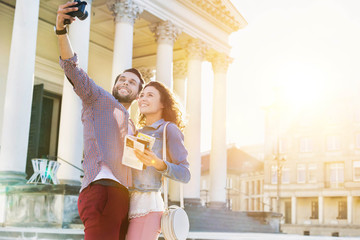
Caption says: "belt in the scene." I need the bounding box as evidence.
[91,179,123,188]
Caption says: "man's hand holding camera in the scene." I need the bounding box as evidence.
[56,2,78,31]
[55,1,89,58]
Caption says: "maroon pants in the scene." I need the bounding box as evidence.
[78,183,129,240]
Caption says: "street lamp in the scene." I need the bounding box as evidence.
[274,154,286,213]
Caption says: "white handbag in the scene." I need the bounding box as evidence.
[161,122,190,240]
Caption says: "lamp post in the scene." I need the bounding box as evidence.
[273,85,286,214]
[265,85,286,213]
[275,154,286,213]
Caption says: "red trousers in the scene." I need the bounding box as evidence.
[78,183,129,240]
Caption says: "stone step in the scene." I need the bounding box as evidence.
[184,205,281,233]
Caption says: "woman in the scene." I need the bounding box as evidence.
[126,81,191,240]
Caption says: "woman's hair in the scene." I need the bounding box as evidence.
[138,81,185,131]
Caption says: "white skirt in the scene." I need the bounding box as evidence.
[128,191,164,219]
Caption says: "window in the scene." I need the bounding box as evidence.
[310,201,318,219]
[285,201,292,224]
[297,164,306,183]
[353,161,360,181]
[282,167,290,184]
[300,137,313,152]
[337,201,347,219]
[271,165,277,184]
[329,163,344,187]
[308,164,317,183]
[327,136,340,151]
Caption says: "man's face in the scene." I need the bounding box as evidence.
[112,72,141,104]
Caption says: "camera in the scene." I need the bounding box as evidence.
[64,0,88,25]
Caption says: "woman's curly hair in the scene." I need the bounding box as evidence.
[137,81,185,132]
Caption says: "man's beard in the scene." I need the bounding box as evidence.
[112,88,135,103]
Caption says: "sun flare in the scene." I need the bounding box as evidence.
[275,62,326,110]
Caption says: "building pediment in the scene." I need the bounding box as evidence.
[185,0,247,32]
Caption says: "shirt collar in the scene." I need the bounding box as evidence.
[146,119,165,129]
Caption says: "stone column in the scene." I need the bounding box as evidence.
[57,1,92,185]
[168,59,187,202]
[318,195,323,224]
[107,0,142,87]
[130,66,154,120]
[173,59,187,107]
[183,39,207,204]
[263,194,271,211]
[0,0,40,184]
[347,195,352,224]
[241,181,246,211]
[150,20,181,89]
[208,53,232,208]
[291,196,297,224]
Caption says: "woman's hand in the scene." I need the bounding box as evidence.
[134,149,167,171]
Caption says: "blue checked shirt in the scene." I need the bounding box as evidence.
[60,54,132,192]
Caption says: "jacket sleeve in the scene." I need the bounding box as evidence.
[59,53,101,104]
[160,123,191,183]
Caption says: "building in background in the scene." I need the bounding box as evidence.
[263,96,360,237]
[201,144,264,212]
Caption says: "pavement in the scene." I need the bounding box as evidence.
[0,227,359,240]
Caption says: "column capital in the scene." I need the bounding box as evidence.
[209,52,233,74]
[137,66,155,83]
[173,59,187,80]
[186,39,208,61]
[149,20,182,45]
[107,0,143,24]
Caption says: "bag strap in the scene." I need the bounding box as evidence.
[162,122,184,210]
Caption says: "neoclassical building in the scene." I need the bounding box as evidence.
[0,0,247,224]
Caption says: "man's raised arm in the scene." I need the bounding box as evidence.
[56,2,78,60]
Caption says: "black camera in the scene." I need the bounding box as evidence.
[64,0,88,25]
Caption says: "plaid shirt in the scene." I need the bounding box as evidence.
[60,54,132,192]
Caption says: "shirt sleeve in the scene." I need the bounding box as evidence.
[159,123,191,183]
[59,53,101,104]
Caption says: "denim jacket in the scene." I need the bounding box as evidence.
[130,119,191,192]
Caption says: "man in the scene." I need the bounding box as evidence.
[55,2,144,239]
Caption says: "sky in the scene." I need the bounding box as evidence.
[200,0,360,152]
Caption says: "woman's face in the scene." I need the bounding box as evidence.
[138,86,164,116]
